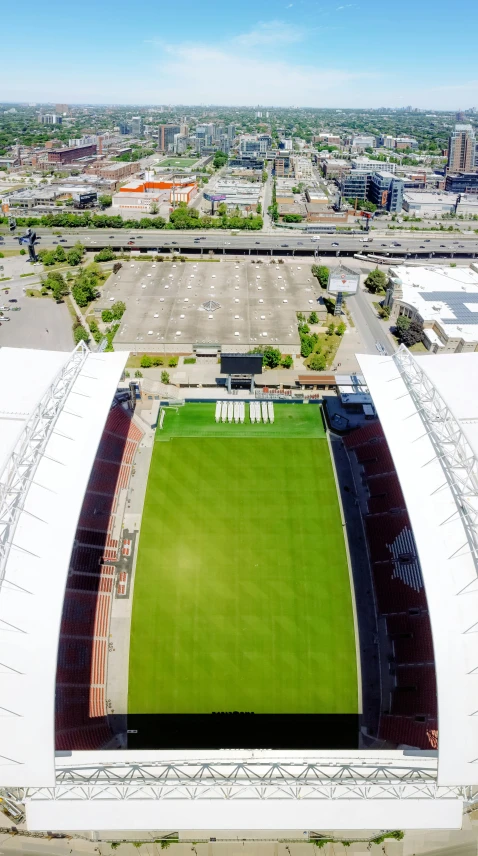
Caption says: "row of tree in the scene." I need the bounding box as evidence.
[0,209,263,231]
[249,346,293,369]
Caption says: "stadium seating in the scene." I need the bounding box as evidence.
[345,422,439,750]
[392,665,438,717]
[387,613,435,664]
[55,406,144,751]
[344,422,385,450]
[367,474,405,514]
[379,715,438,750]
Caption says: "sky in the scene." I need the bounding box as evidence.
[2,0,478,109]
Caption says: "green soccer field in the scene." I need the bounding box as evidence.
[158,157,198,168]
[128,404,358,715]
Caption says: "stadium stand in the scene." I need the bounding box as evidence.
[345,422,438,750]
[55,405,143,751]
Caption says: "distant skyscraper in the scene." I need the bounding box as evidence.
[158,124,181,151]
[447,124,477,173]
[227,124,236,142]
[131,116,144,137]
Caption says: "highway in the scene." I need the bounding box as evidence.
[1,230,478,259]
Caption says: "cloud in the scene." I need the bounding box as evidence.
[152,42,375,106]
[233,20,304,47]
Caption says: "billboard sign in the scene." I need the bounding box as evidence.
[327,270,359,295]
[221,353,263,375]
[204,193,227,202]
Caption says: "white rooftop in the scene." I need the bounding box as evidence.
[390,264,478,342]
[358,349,478,787]
[0,345,128,787]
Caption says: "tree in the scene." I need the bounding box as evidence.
[52,279,69,301]
[400,319,424,348]
[300,333,314,357]
[102,309,114,323]
[364,268,387,294]
[72,271,97,307]
[213,150,228,169]
[281,354,293,368]
[98,195,112,209]
[149,202,159,215]
[113,262,122,274]
[308,311,318,325]
[327,322,335,336]
[94,246,116,262]
[217,202,227,217]
[140,355,152,368]
[161,370,170,384]
[134,370,143,378]
[256,202,262,215]
[335,322,346,336]
[308,352,326,371]
[67,247,83,266]
[73,324,89,344]
[39,249,56,266]
[311,265,329,289]
[111,300,126,320]
[262,346,281,368]
[168,356,178,367]
[395,315,411,337]
[54,245,66,263]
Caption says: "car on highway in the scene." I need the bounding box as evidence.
[297,241,304,245]
[109,235,115,238]
[171,241,177,244]
[52,241,58,244]
[331,242,339,247]
[440,244,446,247]
[425,239,431,243]
[127,240,134,245]
[9,299,17,302]
[419,245,425,248]
[459,244,465,248]
[60,239,67,243]
[281,244,289,247]
[393,243,402,247]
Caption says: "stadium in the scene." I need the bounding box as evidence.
[0,342,477,834]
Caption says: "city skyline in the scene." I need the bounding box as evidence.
[3,0,478,108]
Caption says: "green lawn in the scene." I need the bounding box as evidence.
[128,403,358,715]
[159,157,198,168]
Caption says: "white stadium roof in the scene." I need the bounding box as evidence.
[0,344,475,831]
[358,347,478,787]
[0,345,128,788]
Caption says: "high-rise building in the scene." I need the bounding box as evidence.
[158,124,181,151]
[40,113,62,125]
[368,172,404,212]
[119,122,131,135]
[131,117,144,137]
[447,124,477,173]
[227,124,236,142]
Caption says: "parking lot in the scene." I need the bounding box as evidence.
[98,260,323,353]
[0,262,73,351]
